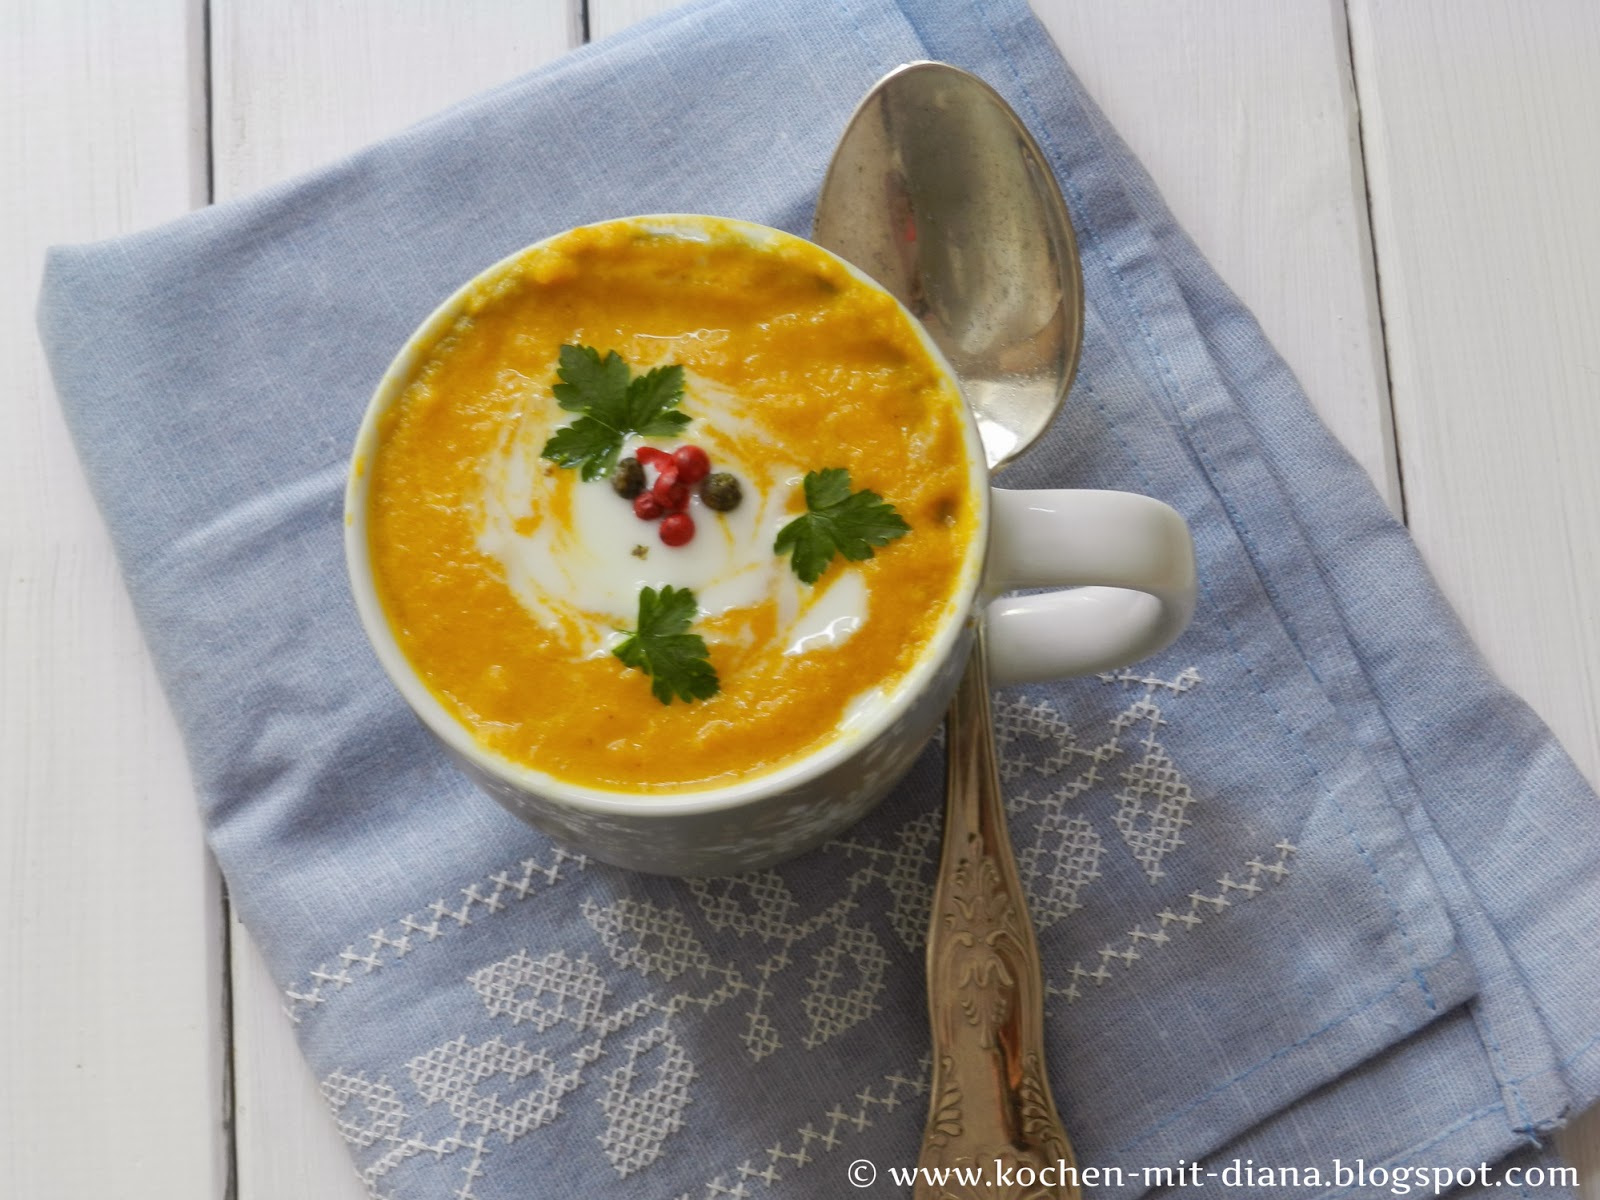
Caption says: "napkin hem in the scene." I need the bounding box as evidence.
[1111,953,1467,1161]
[955,0,1464,1011]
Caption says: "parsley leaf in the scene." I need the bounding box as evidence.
[625,364,693,436]
[550,341,627,413]
[613,585,720,705]
[541,345,692,480]
[773,467,911,584]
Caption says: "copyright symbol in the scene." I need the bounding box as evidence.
[848,1158,877,1187]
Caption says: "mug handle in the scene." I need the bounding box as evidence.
[984,488,1197,684]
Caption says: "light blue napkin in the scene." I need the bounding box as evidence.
[38,0,1600,1196]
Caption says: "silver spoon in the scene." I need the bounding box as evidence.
[814,61,1086,1197]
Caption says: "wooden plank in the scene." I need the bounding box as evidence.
[588,0,676,42]
[207,4,584,1194]
[210,0,584,194]
[230,932,369,1200]
[1348,1,1600,1188]
[1033,0,1398,511]
[0,3,226,1199]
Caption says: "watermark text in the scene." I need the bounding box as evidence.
[845,1156,1575,1195]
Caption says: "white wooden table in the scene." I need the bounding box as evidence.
[5,2,1597,1195]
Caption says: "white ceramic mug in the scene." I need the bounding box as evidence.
[345,216,1195,877]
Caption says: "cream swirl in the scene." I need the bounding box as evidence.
[473,368,869,658]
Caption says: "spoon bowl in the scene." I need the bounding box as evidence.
[813,61,1084,473]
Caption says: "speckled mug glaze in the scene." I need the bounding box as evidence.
[346,215,1192,876]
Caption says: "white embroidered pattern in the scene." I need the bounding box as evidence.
[322,1054,499,1198]
[285,847,585,1023]
[677,855,916,1060]
[992,694,1089,781]
[321,1070,406,1149]
[1003,667,1201,895]
[327,937,709,1196]
[408,1034,580,1139]
[1114,738,1198,882]
[800,918,889,1049]
[470,948,607,1031]
[1047,840,1297,1005]
[1018,808,1106,925]
[675,1061,932,1199]
[585,896,712,980]
[307,668,1315,1199]
[598,1019,696,1176]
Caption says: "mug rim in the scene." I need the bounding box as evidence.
[344,213,990,819]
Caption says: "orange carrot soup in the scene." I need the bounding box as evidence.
[366,216,981,793]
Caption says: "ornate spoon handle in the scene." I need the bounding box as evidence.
[919,624,1080,1199]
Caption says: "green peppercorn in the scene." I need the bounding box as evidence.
[700,472,742,512]
[610,456,645,499]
